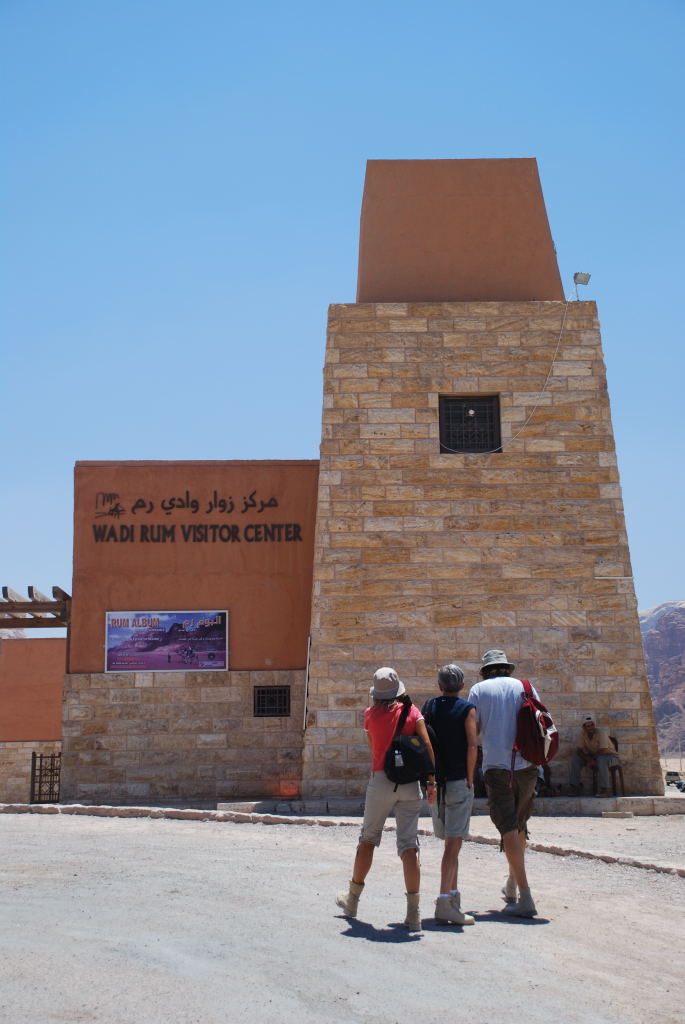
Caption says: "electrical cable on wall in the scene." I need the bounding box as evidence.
[440,299,572,455]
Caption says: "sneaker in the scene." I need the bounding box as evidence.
[503,889,536,918]
[435,895,475,926]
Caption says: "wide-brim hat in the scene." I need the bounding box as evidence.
[480,649,515,674]
[370,667,406,701]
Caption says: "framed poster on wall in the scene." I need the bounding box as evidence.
[105,610,228,672]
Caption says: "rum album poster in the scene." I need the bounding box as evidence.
[105,611,228,672]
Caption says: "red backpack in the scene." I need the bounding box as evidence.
[511,679,559,771]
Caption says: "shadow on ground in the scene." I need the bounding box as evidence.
[337,916,422,943]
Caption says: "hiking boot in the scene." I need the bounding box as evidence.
[335,880,364,919]
[435,895,475,926]
[501,876,517,902]
[503,887,537,918]
[404,892,422,931]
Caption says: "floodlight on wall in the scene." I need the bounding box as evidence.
[573,271,591,301]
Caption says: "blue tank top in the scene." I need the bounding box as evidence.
[421,695,475,780]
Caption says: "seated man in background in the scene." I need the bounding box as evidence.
[569,716,620,795]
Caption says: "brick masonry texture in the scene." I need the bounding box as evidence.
[0,740,61,803]
[302,300,662,798]
[61,669,304,805]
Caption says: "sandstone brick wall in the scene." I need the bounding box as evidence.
[0,740,61,803]
[303,300,662,797]
[61,670,305,806]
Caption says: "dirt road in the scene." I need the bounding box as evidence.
[1,813,683,1024]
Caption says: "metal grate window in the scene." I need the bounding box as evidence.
[30,752,61,804]
[439,395,501,453]
[254,686,291,718]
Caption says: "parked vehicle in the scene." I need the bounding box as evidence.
[665,771,682,785]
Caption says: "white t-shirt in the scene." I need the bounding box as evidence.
[468,675,539,772]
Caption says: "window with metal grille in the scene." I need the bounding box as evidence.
[30,752,61,804]
[439,395,501,453]
[254,686,291,717]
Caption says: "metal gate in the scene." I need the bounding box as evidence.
[30,752,61,804]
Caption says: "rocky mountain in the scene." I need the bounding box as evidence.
[639,601,685,755]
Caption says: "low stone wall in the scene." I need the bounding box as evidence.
[0,740,62,803]
[61,669,305,805]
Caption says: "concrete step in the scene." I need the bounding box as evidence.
[217,794,685,818]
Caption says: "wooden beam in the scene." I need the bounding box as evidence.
[1,592,30,619]
[1,600,68,614]
[2,587,50,618]
[0,615,68,629]
[0,586,71,627]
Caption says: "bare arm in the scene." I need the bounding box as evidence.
[576,736,592,760]
[415,719,437,804]
[465,708,478,788]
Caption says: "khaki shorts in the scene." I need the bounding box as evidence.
[360,771,422,857]
[484,766,538,837]
[429,778,474,840]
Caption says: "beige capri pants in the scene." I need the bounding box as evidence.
[359,770,422,857]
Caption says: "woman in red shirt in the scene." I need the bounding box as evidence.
[336,667,435,931]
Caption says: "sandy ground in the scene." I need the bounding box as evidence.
[469,809,685,869]
[1,812,683,1024]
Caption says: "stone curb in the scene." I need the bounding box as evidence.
[2,802,683,878]
[463,832,685,877]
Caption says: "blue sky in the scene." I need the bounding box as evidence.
[2,0,683,620]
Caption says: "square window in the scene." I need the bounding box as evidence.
[439,395,501,453]
[254,686,291,718]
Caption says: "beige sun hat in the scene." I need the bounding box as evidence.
[369,666,406,701]
[479,649,515,674]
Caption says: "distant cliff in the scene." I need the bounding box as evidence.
[639,601,685,755]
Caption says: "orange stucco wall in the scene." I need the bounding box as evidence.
[357,158,564,303]
[70,461,319,673]
[0,638,66,740]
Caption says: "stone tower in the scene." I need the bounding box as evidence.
[302,158,662,797]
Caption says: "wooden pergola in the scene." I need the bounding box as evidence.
[0,586,71,629]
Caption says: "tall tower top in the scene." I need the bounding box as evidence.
[356,158,564,303]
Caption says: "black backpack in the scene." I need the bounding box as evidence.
[421,698,446,802]
[421,699,444,781]
[383,701,434,790]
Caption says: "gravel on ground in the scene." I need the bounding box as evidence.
[1,812,683,1024]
